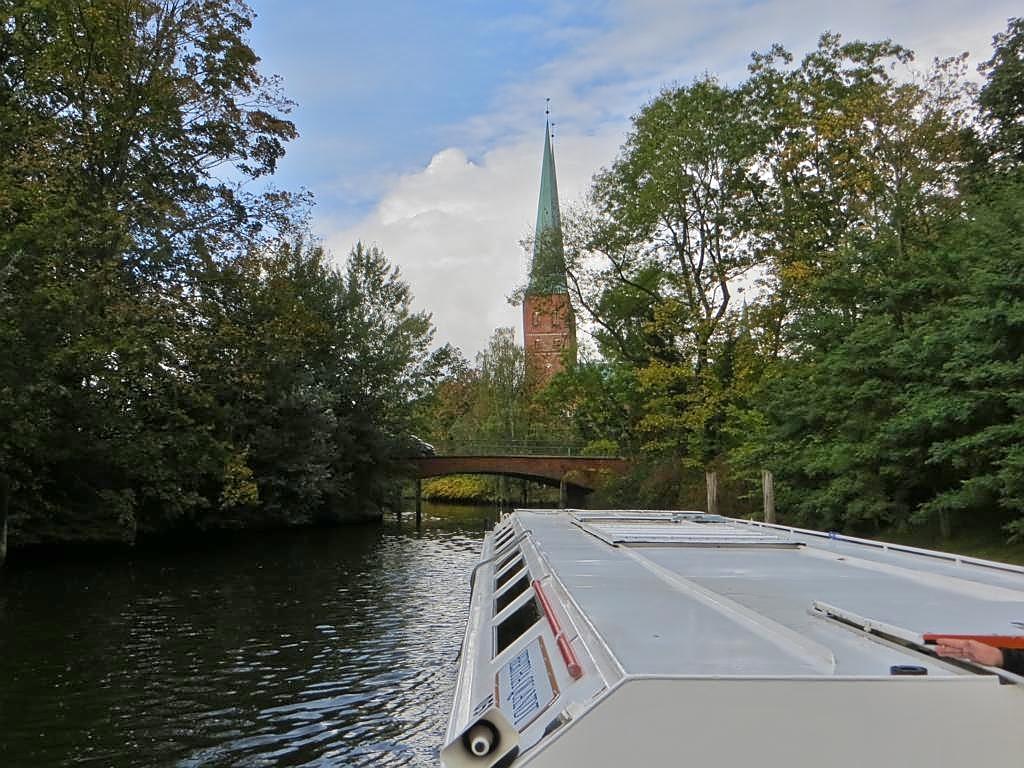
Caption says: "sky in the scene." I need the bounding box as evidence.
[247,0,1020,359]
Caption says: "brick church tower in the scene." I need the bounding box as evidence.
[523,122,576,384]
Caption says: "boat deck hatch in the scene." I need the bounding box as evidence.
[571,511,801,548]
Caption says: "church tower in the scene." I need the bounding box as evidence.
[523,122,576,384]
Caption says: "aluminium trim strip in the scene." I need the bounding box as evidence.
[810,600,1024,686]
[733,518,1024,575]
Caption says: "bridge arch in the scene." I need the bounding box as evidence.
[411,454,630,503]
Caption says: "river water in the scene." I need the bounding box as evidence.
[0,502,495,767]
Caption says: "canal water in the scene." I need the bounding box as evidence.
[0,502,496,767]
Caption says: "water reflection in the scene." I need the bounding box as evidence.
[0,502,495,767]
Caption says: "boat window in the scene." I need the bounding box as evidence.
[494,548,520,573]
[495,573,531,615]
[495,558,525,589]
[495,597,542,656]
[494,528,516,547]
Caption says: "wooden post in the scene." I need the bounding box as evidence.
[0,473,9,567]
[559,475,568,509]
[762,470,775,524]
[938,509,951,541]
[414,478,422,527]
[705,470,718,516]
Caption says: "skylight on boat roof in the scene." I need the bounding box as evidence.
[570,511,801,548]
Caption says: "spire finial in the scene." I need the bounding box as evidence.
[545,97,550,118]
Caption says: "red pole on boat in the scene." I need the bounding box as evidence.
[533,579,583,679]
[532,579,562,636]
[924,634,1024,649]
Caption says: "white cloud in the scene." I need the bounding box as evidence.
[325,130,622,359]
[322,0,1019,358]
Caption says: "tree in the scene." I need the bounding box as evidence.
[746,34,972,324]
[561,77,769,466]
[586,76,765,371]
[978,17,1024,171]
[0,1,301,544]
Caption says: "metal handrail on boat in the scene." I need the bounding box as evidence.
[467,529,534,593]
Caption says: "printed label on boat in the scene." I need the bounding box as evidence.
[496,636,556,730]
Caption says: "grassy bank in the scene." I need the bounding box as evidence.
[418,475,561,505]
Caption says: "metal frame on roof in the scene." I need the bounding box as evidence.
[569,510,802,548]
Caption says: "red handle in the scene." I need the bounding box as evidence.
[533,579,583,679]
[557,634,584,679]
[532,578,562,637]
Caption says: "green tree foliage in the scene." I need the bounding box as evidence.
[737,35,978,533]
[537,355,642,456]
[2,0,299,544]
[0,2,434,547]
[417,327,579,453]
[557,22,1024,543]
[560,76,772,468]
[979,17,1024,170]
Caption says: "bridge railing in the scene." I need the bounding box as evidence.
[431,441,614,458]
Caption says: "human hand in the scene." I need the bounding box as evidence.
[933,637,1005,667]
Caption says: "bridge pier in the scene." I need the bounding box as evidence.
[0,473,9,567]
[414,478,422,527]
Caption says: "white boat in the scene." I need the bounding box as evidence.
[441,509,1024,767]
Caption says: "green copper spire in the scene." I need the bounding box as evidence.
[527,121,569,295]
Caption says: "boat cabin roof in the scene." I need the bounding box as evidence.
[523,510,1024,677]
[443,509,1024,768]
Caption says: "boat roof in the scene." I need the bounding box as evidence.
[524,509,1024,677]
[443,509,1024,768]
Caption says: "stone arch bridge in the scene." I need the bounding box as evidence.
[410,452,631,510]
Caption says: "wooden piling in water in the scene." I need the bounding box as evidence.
[0,473,9,567]
[762,470,775,524]
[414,478,422,527]
[706,470,718,516]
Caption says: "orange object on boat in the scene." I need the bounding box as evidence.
[924,633,1024,649]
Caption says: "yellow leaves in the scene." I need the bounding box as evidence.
[779,260,814,284]
[220,448,258,510]
[636,360,689,391]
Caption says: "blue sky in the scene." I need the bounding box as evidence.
[246,1,1021,357]
[249,1,609,226]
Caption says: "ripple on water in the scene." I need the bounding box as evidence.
[0,504,494,767]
